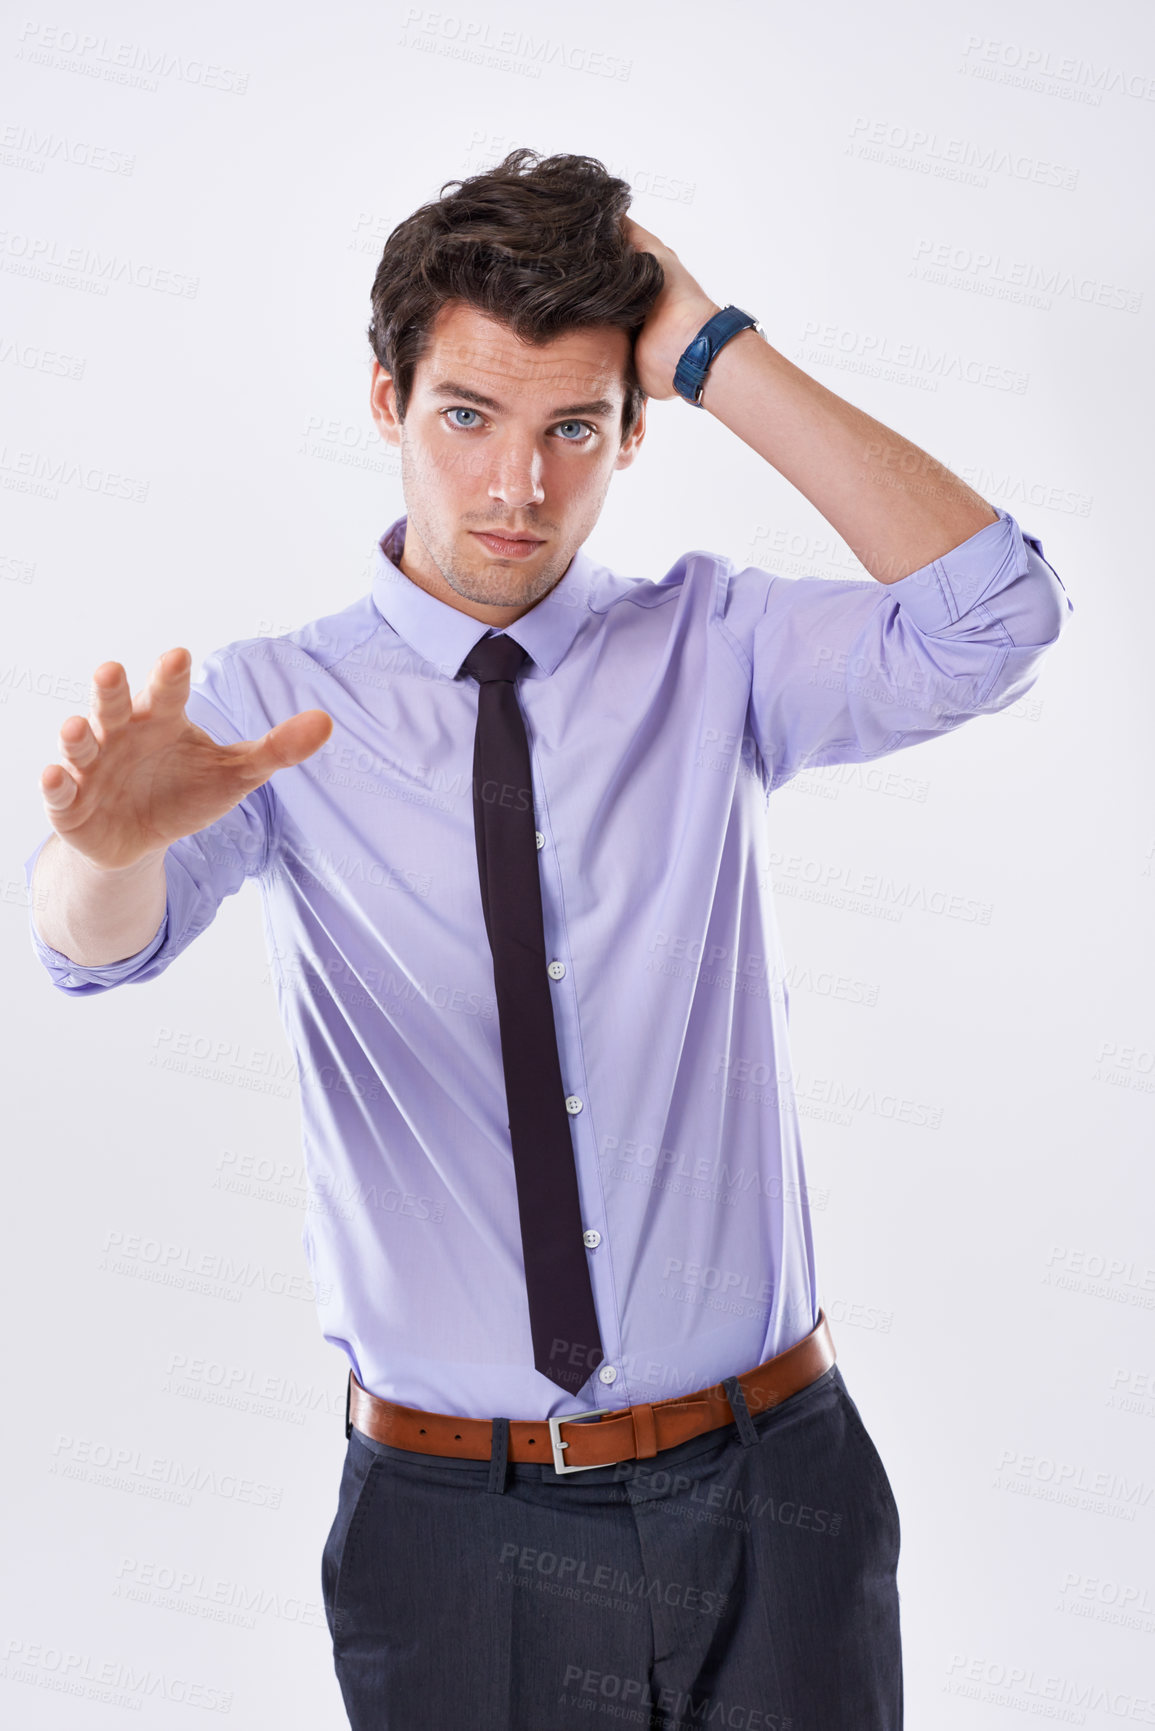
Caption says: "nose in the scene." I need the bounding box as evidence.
[487,436,546,511]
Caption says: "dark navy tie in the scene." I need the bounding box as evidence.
[459,631,605,1397]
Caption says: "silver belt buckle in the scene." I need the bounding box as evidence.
[548,1404,612,1474]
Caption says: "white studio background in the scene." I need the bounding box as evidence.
[3,0,1152,1725]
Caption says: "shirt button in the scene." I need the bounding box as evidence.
[598,1364,618,1385]
[535,831,545,850]
[565,1095,583,1115]
[547,961,566,980]
[583,1229,601,1249]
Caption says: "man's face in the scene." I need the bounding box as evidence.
[369,301,646,625]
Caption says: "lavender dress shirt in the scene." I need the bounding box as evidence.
[24,508,1074,1421]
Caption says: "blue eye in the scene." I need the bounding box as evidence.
[441,407,594,442]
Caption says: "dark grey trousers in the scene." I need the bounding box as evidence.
[322,1362,902,1729]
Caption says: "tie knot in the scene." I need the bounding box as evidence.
[460,633,529,685]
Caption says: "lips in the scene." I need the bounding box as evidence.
[470,530,546,557]
[472,530,543,543]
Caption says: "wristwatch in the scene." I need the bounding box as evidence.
[672,304,762,407]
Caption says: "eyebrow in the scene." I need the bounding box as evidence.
[428,379,617,419]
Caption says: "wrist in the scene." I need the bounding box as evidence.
[671,298,724,364]
[648,299,722,396]
[62,836,169,879]
[672,304,763,409]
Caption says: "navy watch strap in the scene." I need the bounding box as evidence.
[673,304,761,407]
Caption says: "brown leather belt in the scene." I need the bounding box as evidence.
[346,1309,835,1475]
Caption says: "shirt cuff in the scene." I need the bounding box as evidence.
[26,910,170,993]
[881,505,1053,635]
[22,831,170,994]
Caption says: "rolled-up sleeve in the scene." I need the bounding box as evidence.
[735,505,1074,795]
[23,643,277,995]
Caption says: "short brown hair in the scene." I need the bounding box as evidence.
[366,148,665,444]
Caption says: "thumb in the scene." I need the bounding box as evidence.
[246,709,334,781]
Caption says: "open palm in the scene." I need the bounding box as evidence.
[38,647,333,872]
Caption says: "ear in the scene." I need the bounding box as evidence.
[370,361,401,448]
[613,395,646,472]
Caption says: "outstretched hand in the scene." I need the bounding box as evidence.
[37,647,333,873]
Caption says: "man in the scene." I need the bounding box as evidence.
[25,149,1073,1729]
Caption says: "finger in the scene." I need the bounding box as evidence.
[622,215,659,248]
[141,646,192,718]
[90,661,132,742]
[57,714,100,769]
[39,761,79,812]
[238,710,334,783]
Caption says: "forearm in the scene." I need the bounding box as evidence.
[698,326,999,584]
[31,832,168,966]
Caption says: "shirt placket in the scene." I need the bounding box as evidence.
[523,708,626,1410]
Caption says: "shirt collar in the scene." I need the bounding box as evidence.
[369,515,598,679]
